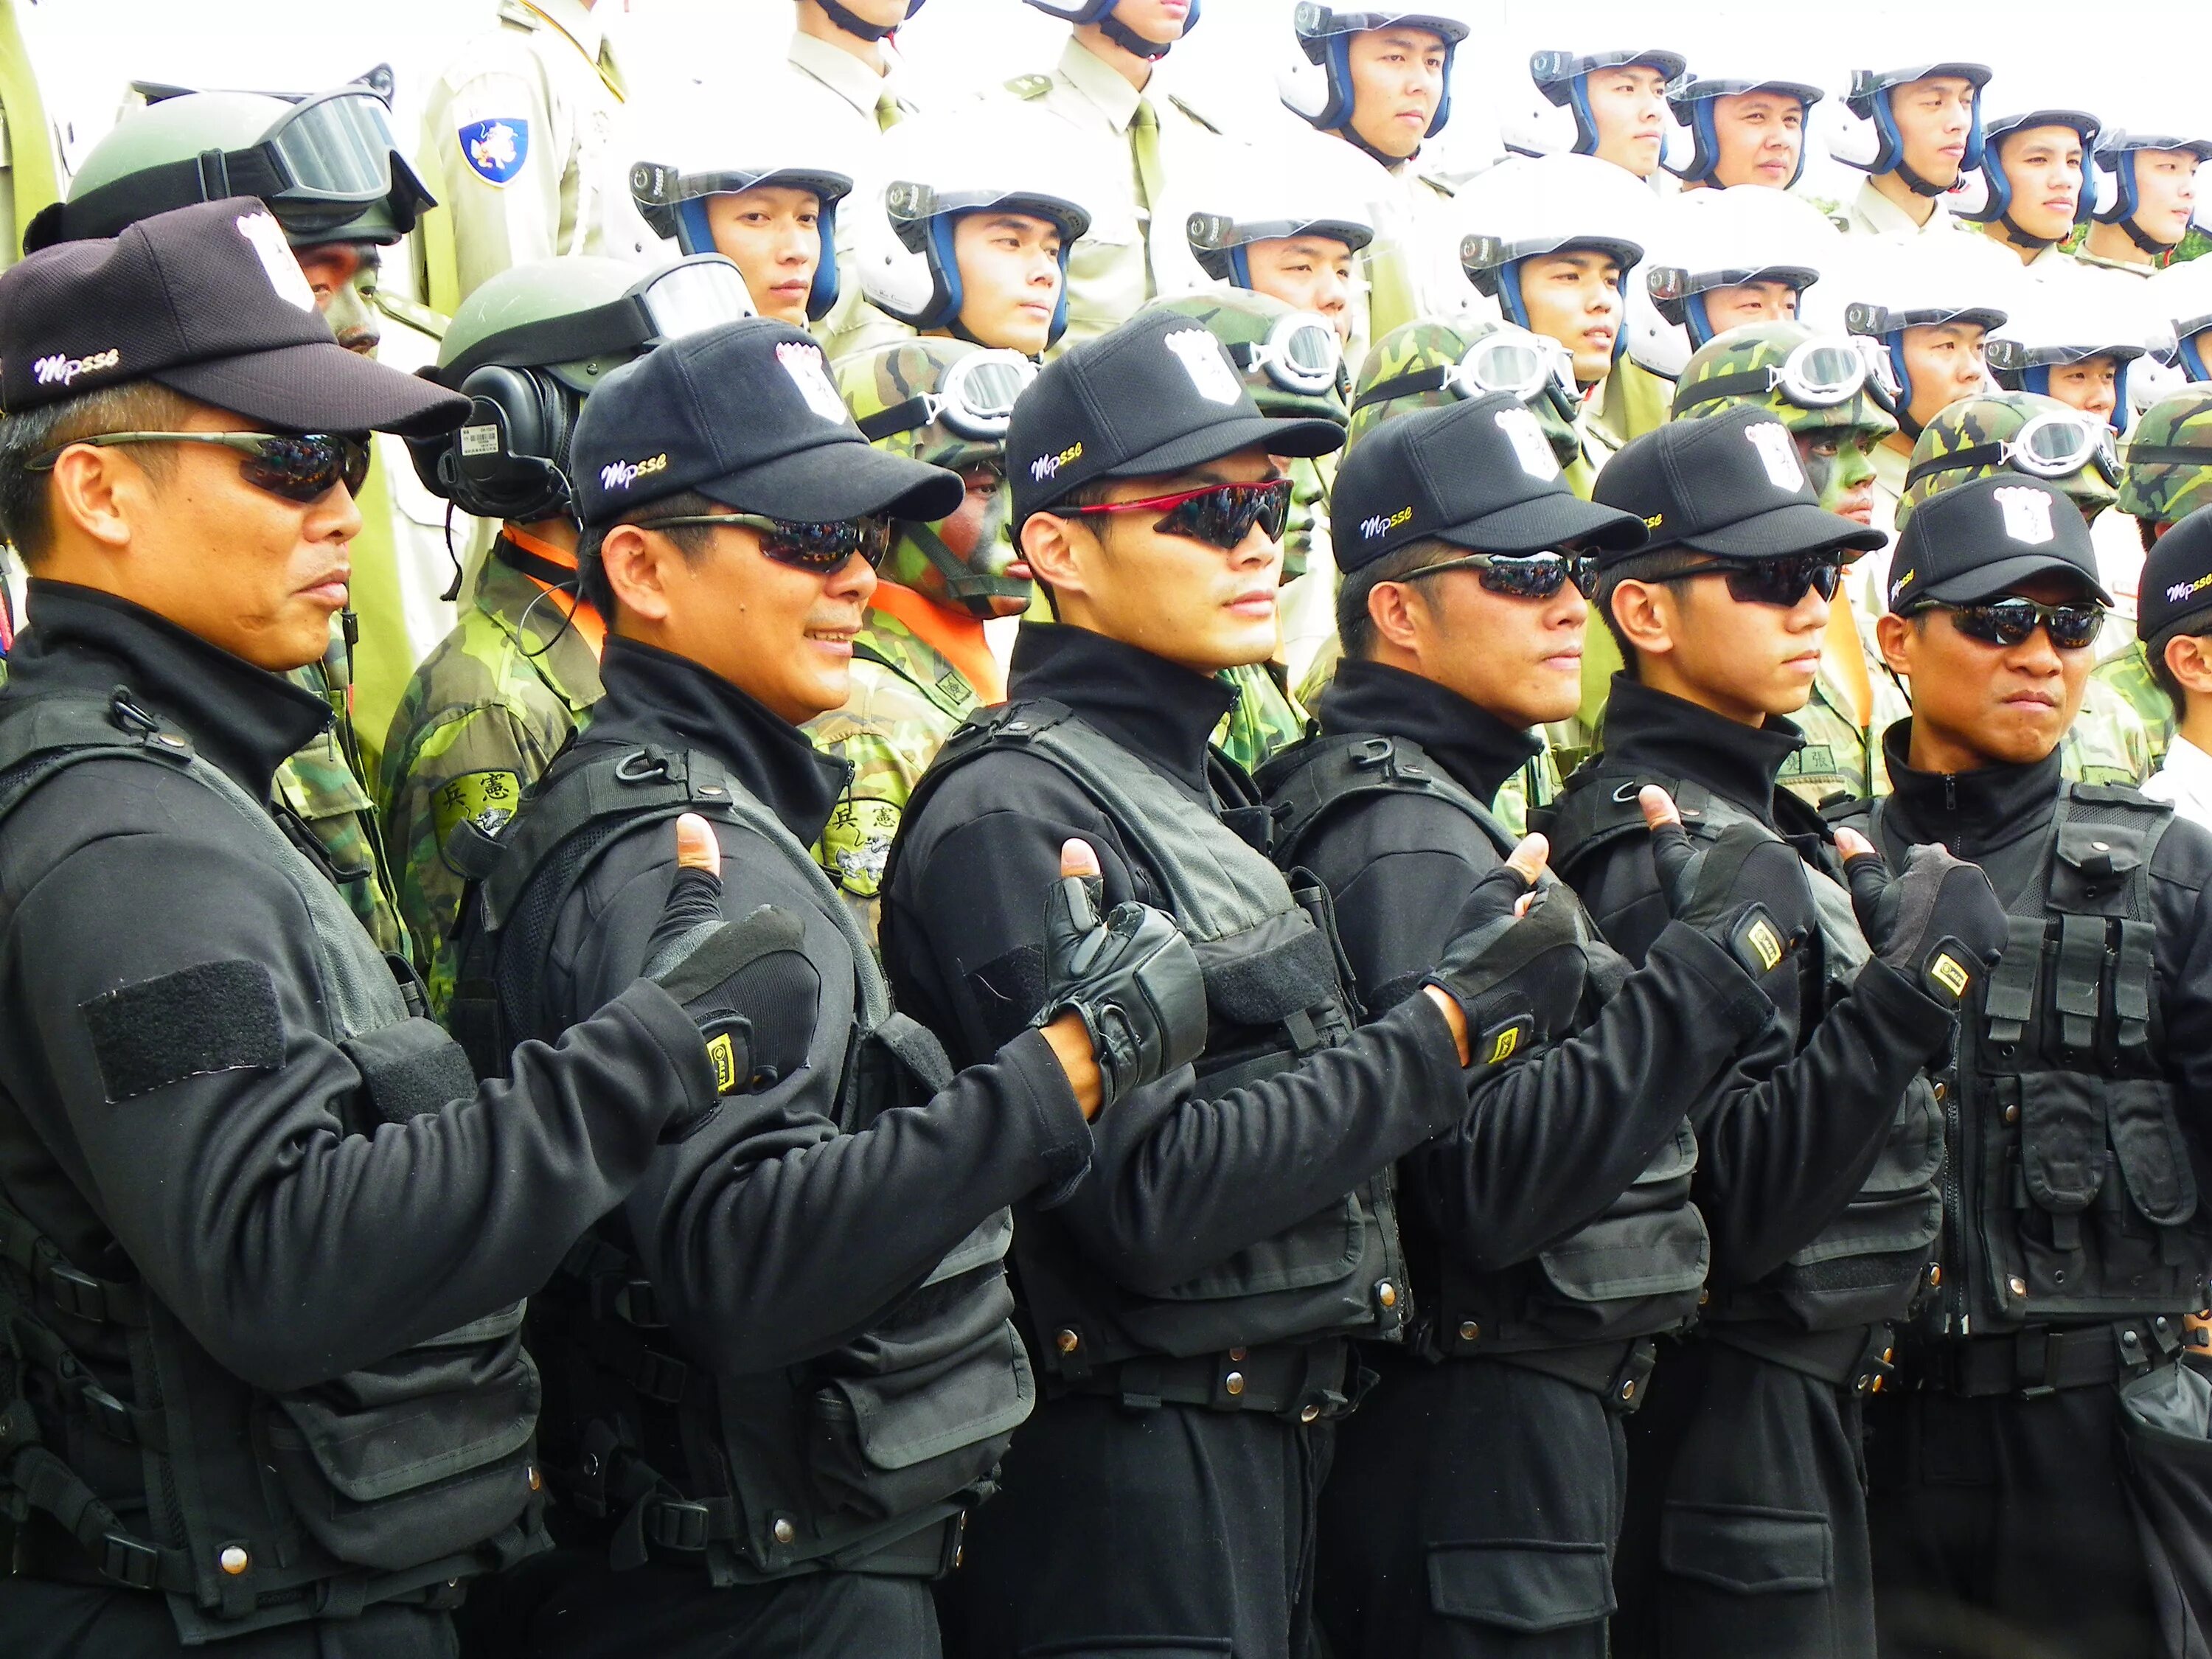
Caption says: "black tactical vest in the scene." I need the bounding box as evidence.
[0,692,546,1644]
[1539,768,1944,1339]
[448,740,1029,1585]
[894,700,1411,1402]
[1259,731,1711,1365]
[1835,785,2209,1338]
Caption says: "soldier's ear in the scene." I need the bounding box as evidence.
[1022,509,1090,602]
[2165,631,2212,698]
[1874,611,1916,680]
[1608,577,1676,661]
[1366,577,1425,653]
[598,522,676,625]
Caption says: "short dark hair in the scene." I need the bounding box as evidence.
[1336,537,1457,662]
[1593,545,1709,675]
[2149,621,2212,719]
[0,380,198,566]
[576,490,726,619]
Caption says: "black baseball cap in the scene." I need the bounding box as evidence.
[0,196,462,436]
[571,318,963,529]
[2140,506,2212,642]
[1593,405,1888,568]
[1007,310,1344,530]
[1885,474,2112,613]
[1331,394,1644,574]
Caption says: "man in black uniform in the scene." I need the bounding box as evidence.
[1534,408,2008,1659]
[1856,476,2212,1659]
[881,310,1619,1659]
[1259,394,1803,1657]
[0,201,779,1658]
[455,316,1207,1659]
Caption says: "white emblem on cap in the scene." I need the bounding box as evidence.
[1993,485,2056,546]
[234,212,318,313]
[32,348,121,387]
[1494,406,1560,482]
[1162,327,1242,406]
[776,341,849,423]
[1744,420,1806,493]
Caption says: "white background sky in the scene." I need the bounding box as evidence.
[18,0,2209,204]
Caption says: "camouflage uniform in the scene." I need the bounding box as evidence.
[2093,641,2176,765]
[283,646,409,959]
[376,546,603,1009]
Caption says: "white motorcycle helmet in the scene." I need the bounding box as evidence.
[1986,282,2154,431]
[2090,128,2212,250]
[852,111,1096,344]
[1456,155,1658,363]
[1498,47,1688,162]
[1661,60,1826,188]
[1828,59,1992,193]
[2149,256,2212,386]
[1839,236,2012,428]
[1951,104,2101,236]
[1276,2,1474,157]
[1183,163,1376,286]
[1628,187,1838,379]
[1023,0,1199,60]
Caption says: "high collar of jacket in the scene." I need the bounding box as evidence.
[1599,674,1806,829]
[1318,658,1542,806]
[1008,622,1236,798]
[588,635,850,847]
[7,581,331,802]
[1879,719,2065,860]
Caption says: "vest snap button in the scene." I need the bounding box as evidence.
[2008,1276,2028,1298]
[772,1517,796,1545]
[1224,1371,1245,1397]
[1375,1281,1398,1310]
[1928,1265,1943,1289]
[1228,1347,1247,1362]
[1619,1379,1637,1402]
[1054,1329,1079,1354]
[1458,1321,1481,1342]
[2005,1104,2020,1124]
[1933,1082,1947,1101]
[527,1464,541,1492]
[219,1544,250,1576]
[1698,1289,1711,1306]
[1300,1403,1321,1424]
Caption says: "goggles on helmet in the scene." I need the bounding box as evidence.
[1225,312,1344,398]
[1985,337,2146,373]
[1905,409,2120,490]
[437,255,757,384]
[1669,336,1868,416]
[858,348,1040,445]
[1354,327,1574,413]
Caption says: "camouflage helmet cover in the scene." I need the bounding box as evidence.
[1896,389,2117,530]
[2121,386,2212,525]
[1672,319,1898,441]
[1346,314,1580,461]
[1138,289,1350,426]
[832,335,1009,476]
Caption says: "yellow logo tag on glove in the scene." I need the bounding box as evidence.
[706,1032,740,1094]
[1746,918,1786,973]
[1930,952,1972,1000]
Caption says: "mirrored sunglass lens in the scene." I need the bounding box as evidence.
[240,436,356,501]
[1728,555,1837,605]
[1478,555,1569,597]
[641,262,758,338]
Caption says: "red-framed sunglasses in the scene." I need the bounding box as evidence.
[1067,479,1293,551]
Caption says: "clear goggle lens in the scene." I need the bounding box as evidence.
[636,255,759,338]
[933,349,1040,441]
[265,88,400,200]
[1245,313,1343,397]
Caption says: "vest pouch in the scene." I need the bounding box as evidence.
[1769,1082,1944,1332]
[806,1319,1034,1523]
[255,1302,541,1571]
[2016,1069,2112,1227]
[1188,916,1347,1097]
[1531,1126,1710,1342]
[838,1012,956,1133]
[338,1017,480,1126]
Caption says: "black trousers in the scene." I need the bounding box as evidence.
[1313,1348,1624,1658]
[1613,1338,1875,1659]
[935,1391,1332,1659]
[1865,1377,2160,1659]
[1,1582,457,1659]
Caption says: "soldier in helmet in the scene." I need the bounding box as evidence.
[2078,127,2212,280]
[806,335,1037,936]
[1499,46,1690,181]
[378,254,757,1006]
[1896,391,2155,787]
[1662,61,1825,192]
[2091,386,2212,762]
[1831,57,1993,237]
[1672,320,1911,806]
[1957,102,2101,270]
[1183,180,1374,347]
[21,80,448,956]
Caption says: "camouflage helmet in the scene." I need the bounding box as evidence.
[24,84,431,251]
[1896,392,2118,531]
[1136,290,1349,426]
[2121,386,2212,526]
[832,335,1027,476]
[1345,314,1581,462]
[1672,320,1897,442]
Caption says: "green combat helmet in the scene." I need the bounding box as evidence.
[2121,386,2212,529]
[831,335,1034,619]
[1347,316,1581,463]
[1673,321,1898,515]
[24,79,431,251]
[1896,392,2118,532]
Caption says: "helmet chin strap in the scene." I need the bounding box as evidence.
[908,522,1032,613]
[2123,212,2180,257]
[816,0,900,41]
[1997,210,2058,252]
[1099,13,1175,59]
[1891,159,1950,198]
[1332,120,1408,170]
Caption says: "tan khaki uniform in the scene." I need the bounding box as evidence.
[1359,160,1468,343]
[413,0,656,316]
[1840,177,1965,239]
[787,30,921,361]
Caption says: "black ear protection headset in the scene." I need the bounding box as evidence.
[406,361,583,524]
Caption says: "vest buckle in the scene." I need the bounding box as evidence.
[46,1263,109,1324]
[644,1499,712,1552]
[97,1531,161,1590]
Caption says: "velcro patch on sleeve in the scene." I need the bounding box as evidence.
[80,959,285,1103]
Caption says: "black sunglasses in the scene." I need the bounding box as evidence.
[27,430,372,505]
[639,511,895,572]
[1404,549,1599,600]
[1660,550,1844,608]
[1913,597,2106,651]
[1068,479,1293,552]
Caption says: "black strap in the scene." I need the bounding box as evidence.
[1983,912,2045,1048]
[1941,1318,2181,1399]
[1673,369,1782,414]
[1259,732,1518,872]
[1350,365,1452,411]
[2124,444,2212,469]
[858,396,931,442]
[492,535,582,594]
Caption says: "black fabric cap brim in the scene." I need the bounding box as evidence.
[696,437,964,523]
[1683,500,1888,559]
[1919,554,2114,609]
[152,338,468,437]
[1434,490,1648,557]
[1109,412,1345,481]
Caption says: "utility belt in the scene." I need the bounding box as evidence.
[1705,1320,1899,1397]
[1050,1340,1355,1425]
[1455,1337,1660,1415]
[1918,1316,2186,1400]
